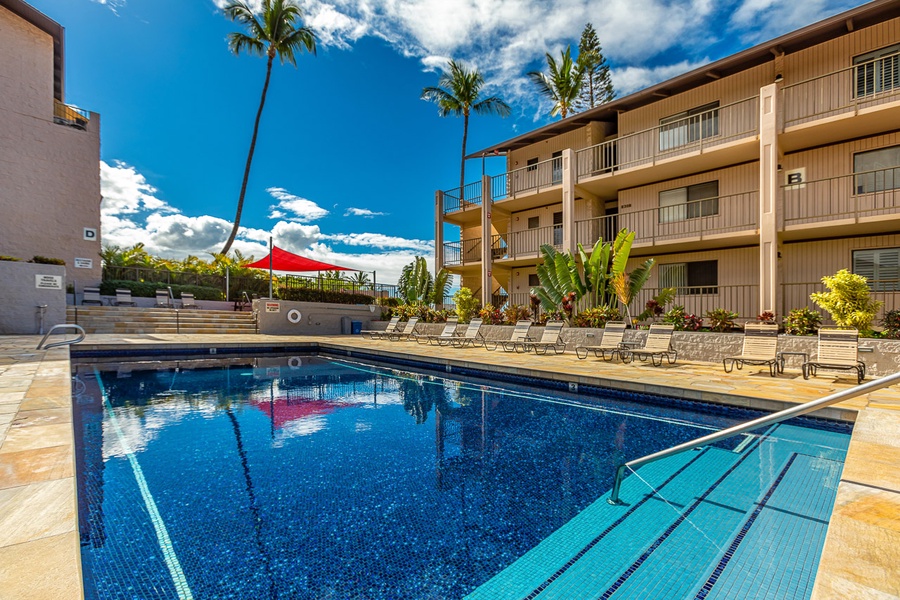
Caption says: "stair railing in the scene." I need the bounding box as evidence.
[608,371,900,504]
[36,324,86,350]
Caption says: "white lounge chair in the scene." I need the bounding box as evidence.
[413,316,459,345]
[82,287,103,305]
[387,317,420,341]
[113,288,136,306]
[625,323,677,366]
[803,328,866,384]
[449,318,486,348]
[155,289,172,308]
[723,323,779,377]
[487,320,533,352]
[362,316,400,339]
[575,322,628,361]
[180,293,198,309]
[524,320,568,355]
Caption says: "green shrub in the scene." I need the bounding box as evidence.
[478,304,503,325]
[810,269,882,333]
[502,304,532,325]
[662,305,702,331]
[783,307,821,336]
[452,287,480,323]
[0,255,21,262]
[31,255,65,265]
[706,308,738,332]
[573,306,621,328]
[881,309,900,339]
[278,287,373,305]
[101,280,224,301]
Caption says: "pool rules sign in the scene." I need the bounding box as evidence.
[35,275,63,290]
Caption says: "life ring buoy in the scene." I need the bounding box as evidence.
[287,356,302,369]
[286,309,302,324]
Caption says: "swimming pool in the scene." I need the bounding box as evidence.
[72,354,850,599]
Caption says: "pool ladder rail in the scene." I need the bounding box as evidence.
[609,370,900,504]
[36,324,86,350]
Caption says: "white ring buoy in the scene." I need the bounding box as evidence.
[287,356,302,368]
[286,309,302,324]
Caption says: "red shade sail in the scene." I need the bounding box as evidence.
[245,245,354,272]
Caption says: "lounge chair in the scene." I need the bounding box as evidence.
[802,328,866,384]
[180,293,198,309]
[112,288,136,306]
[413,316,459,345]
[722,323,779,377]
[625,323,677,366]
[449,318,486,348]
[575,322,628,361]
[82,287,103,305]
[361,316,400,339]
[524,320,568,355]
[387,317,420,341]
[155,289,172,308]
[487,320,533,352]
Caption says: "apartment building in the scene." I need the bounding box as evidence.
[435,0,900,322]
[0,0,102,285]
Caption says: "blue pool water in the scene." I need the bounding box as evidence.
[72,355,851,599]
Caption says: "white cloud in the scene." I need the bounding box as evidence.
[266,187,329,222]
[344,207,387,218]
[322,232,432,253]
[100,160,177,216]
[729,0,860,44]
[612,59,712,96]
[91,0,126,15]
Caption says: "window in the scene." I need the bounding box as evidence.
[553,211,563,246]
[528,274,541,287]
[853,248,900,291]
[658,260,717,294]
[659,181,719,223]
[551,151,563,184]
[854,43,900,98]
[526,157,539,171]
[854,145,900,194]
[527,216,540,229]
[659,102,719,151]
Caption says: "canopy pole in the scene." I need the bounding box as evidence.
[268,236,273,299]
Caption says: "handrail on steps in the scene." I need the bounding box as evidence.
[36,324,86,350]
[608,370,900,504]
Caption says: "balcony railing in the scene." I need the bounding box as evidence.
[492,224,562,260]
[508,292,534,308]
[53,99,90,130]
[495,156,564,198]
[783,168,900,227]
[783,50,900,128]
[634,284,761,321]
[782,281,900,322]
[443,180,483,214]
[575,191,759,249]
[442,239,482,266]
[575,96,759,179]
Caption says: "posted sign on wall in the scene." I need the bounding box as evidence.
[265,302,280,313]
[35,275,63,290]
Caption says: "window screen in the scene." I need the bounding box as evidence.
[658,260,717,294]
[853,248,900,291]
[854,145,900,193]
[527,216,540,229]
[659,181,719,223]
[853,43,900,97]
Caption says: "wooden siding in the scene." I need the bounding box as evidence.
[782,132,900,180]
[619,163,759,213]
[507,125,591,169]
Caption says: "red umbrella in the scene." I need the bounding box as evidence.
[245,245,354,272]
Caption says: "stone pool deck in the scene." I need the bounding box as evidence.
[0,333,898,599]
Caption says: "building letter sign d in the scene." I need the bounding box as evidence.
[83,227,98,241]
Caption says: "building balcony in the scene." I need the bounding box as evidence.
[782,168,900,240]
[491,224,563,265]
[53,99,90,130]
[781,51,900,151]
[441,181,483,225]
[443,239,482,268]
[575,191,760,256]
[490,156,564,213]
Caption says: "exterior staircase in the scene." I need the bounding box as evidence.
[67,306,258,335]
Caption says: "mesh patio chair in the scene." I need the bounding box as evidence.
[180,293,198,309]
[112,288,136,306]
[449,318,486,348]
[486,320,533,352]
[803,328,866,384]
[155,289,172,308]
[575,322,628,361]
[723,323,779,377]
[625,323,678,366]
[387,317,420,341]
[413,316,459,345]
[82,287,103,305]
[523,320,568,355]
[361,316,400,339]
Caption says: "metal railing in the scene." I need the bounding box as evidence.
[36,324,86,350]
[609,370,900,504]
[492,225,563,260]
[443,239,482,266]
[783,50,900,128]
[53,99,90,130]
[501,156,564,197]
[576,191,758,249]
[634,285,761,321]
[783,168,900,227]
[443,181,483,213]
[575,96,759,178]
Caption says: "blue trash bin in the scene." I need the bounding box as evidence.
[351,321,362,335]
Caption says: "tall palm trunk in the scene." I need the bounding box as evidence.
[221,53,275,256]
[459,111,469,204]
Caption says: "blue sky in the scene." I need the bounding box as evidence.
[30,0,863,283]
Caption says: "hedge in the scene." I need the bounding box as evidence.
[101,280,224,301]
[278,287,374,305]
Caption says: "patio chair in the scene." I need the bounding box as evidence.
[155,289,172,308]
[112,288,136,307]
[802,328,866,384]
[449,318,486,348]
[624,323,677,366]
[361,316,400,339]
[722,323,779,377]
[487,320,533,352]
[82,287,103,305]
[413,316,459,345]
[524,320,568,355]
[575,322,628,361]
[180,293,198,309]
[387,317,420,341]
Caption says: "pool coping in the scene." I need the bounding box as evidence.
[2,333,898,599]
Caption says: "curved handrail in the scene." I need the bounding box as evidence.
[608,370,900,504]
[36,324,86,350]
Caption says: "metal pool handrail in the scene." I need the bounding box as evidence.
[608,370,900,504]
[36,324,86,350]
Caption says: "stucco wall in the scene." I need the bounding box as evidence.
[0,261,66,334]
[254,300,379,335]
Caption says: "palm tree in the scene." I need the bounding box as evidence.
[528,46,585,119]
[219,0,316,256]
[348,271,372,286]
[421,60,511,199]
[398,256,452,305]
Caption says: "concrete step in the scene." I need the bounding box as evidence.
[66,305,257,334]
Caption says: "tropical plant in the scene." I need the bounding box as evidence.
[573,306,621,328]
[706,308,738,332]
[219,0,317,255]
[503,304,532,324]
[757,310,776,323]
[636,287,677,323]
[576,23,615,110]
[662,305,702,331]
[881,309,900,339]
[397,256,451,305]
[611,258,656,324]
[452,287,479,323]
[528,46,585,119]
[783,307,822,336]
[421,59,511,196]
[810,269,882,333]
[478,303,503,325]
[348,271,372,286]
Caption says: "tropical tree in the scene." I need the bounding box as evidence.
[421,60,511,197]
[398,256,452,305]
[219,0,317,255]
[528,46,585,119]
[348,271,372,286]
[576,23,615,110]
[811,269,883,332]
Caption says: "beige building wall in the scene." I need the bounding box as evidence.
[0,6,102,286]
[783,131,900,178]
[619,163,759,213]
[507,124,595,170]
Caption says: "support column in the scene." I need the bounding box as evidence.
[758,83,781,316]
[562,148,576,255]
[481,175,493,307]
[434,191,444,273]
